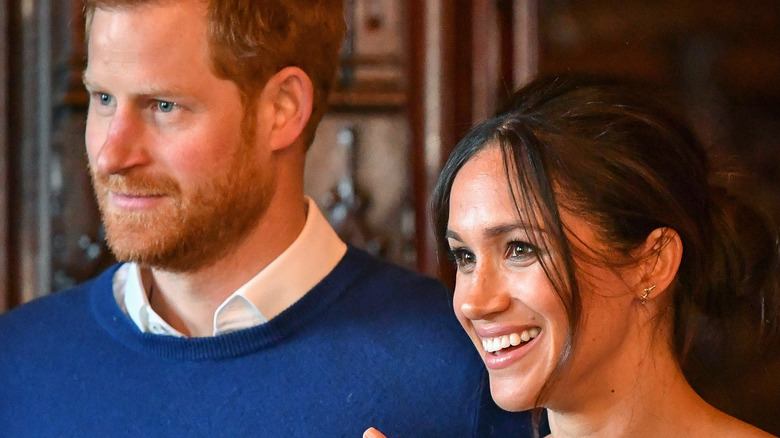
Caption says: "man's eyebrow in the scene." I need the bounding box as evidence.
[81,73,112,92]
[82,72,94,89]
[80,74,189,98]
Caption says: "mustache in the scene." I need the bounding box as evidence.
[91,168,180,197]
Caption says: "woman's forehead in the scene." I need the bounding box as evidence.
[450,148,549,231]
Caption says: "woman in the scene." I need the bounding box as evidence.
[366,75,778,437]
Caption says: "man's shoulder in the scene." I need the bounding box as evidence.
[337,245,451,299]
[325,246,469,349]
[0,265,119,340]
[330,246,459,323]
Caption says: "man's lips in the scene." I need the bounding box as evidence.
[109,191,166,210]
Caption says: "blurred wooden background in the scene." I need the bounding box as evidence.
[1,0,778,432]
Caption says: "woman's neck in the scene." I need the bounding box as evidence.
[544,345,740,437]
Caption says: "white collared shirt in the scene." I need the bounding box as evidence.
[112,197,347,337]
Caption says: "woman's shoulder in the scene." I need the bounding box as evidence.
[695,409,776,438]
[721,419,776,438]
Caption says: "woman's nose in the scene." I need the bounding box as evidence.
[457,266,512,321]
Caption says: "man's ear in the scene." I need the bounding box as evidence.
[638,227,683,302]
[258,66,313,151]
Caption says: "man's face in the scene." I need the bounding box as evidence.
[83,1,274,272]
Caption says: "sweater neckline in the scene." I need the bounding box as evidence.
[90,247,371,361]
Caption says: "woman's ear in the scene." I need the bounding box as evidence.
[638,227,683,302]
[257,66,313,151]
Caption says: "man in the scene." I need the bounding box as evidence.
[0,0,532,436]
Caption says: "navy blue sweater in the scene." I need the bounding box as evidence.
[0,247,533,437]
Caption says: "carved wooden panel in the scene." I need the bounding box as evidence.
[306,113,416,268]
[49,0,114,293]
[0,0,8,311]
[309,0,417,269]
[10,0,52,304]
[537,0,780,220]
[332,0,407,109]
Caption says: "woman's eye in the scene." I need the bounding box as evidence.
[451,248,476,270]
[506,241,536,261]
[156,100,177,113]
[99,93,113,106]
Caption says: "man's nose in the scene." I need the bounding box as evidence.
[91,107,150,175]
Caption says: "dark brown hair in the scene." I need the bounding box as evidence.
[84,0,346,147]
[433,74,779,428]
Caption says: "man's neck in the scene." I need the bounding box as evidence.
[144,197,308,337]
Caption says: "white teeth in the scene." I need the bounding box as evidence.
[482,327,541,353]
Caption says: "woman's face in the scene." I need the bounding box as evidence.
[446,146,642,412]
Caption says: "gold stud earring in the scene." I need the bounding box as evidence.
[640,285,656,304]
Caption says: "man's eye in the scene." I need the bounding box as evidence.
[156,100,177,113]
[99,93,113,105]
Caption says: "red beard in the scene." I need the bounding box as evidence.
[90,143,274,273]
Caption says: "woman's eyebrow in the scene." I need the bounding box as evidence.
[483,223,545,239]
[447,224,546,241]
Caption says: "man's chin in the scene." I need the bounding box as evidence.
[104,230,175,270]
[106,236,224,273]
[107,243,163,268]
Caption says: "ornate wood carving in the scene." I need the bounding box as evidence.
[308,0,415,270]
[0,0,8,311]
[49,0,113,292]
[3,0,111,305]
[11,0,51,303]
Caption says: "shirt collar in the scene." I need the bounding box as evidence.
[119,263,185,337]
[117,197,347,336]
